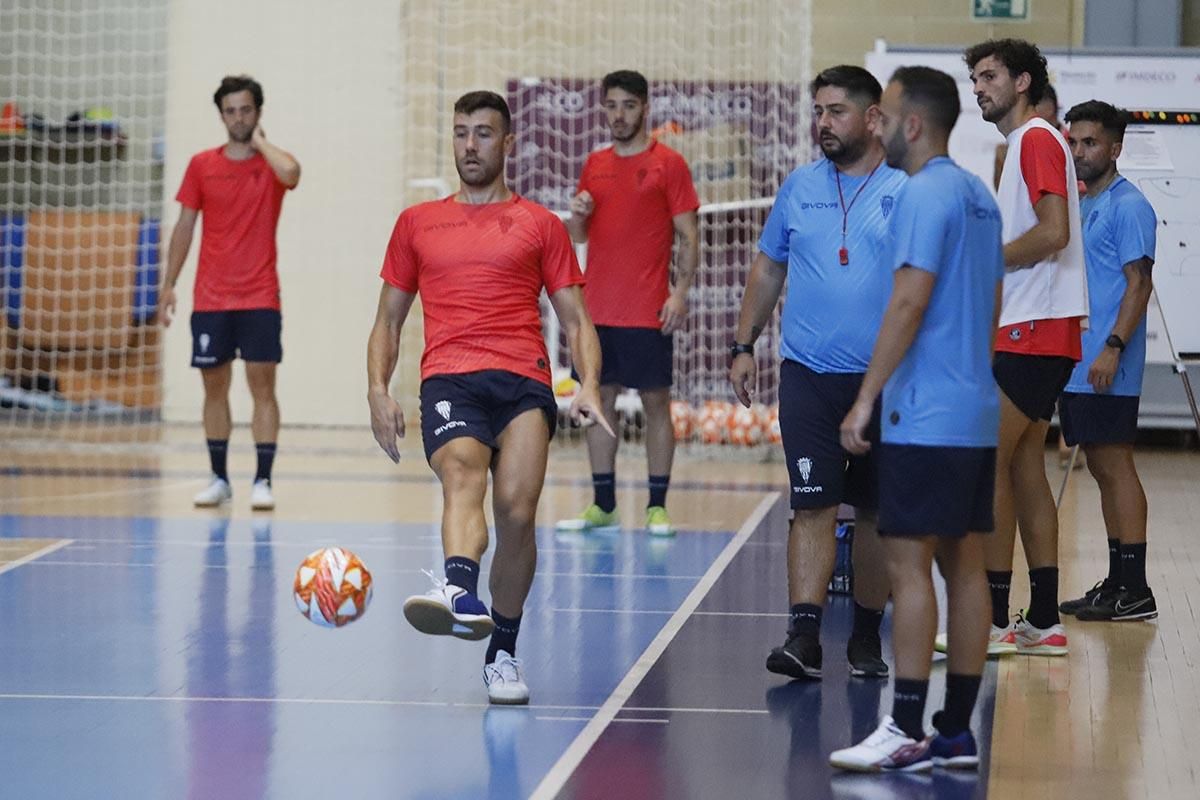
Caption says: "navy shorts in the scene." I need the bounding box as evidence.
[419,370,557,463]
[779,359,879,511]
[993,352,1075,422]
[878,444,996,537]
[190,310,282,367]
[593,325,673,390]
[1059,392,1140,446]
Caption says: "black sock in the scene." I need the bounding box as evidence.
[1106,538,1121,587]
[444,556,480,596]
[1027,566,1060,629]
[486,608,522,664]
[647,474,670,509]
[851,601,884,640]
[789,603,822,637]
[592,472,616,513]
[1121,543,1148,591]
[986,570,1012,628]
[891,678,929,741]
[254,442,276,483]
[937,673,982,737]
[207,439,229,482]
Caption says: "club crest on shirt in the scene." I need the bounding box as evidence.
[637,168,648,186]
[499,215,513,234]
[881,195,895,219]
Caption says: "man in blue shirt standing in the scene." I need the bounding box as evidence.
[1057,100,1158,622]
[831,66,1004,772]
[730,66,907,681]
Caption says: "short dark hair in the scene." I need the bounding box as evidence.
[1065,99,1132,141]
[1041,83,1058,109]
[964,39,1050,105]
[810,65,883,107]
[213,75,263,110]
[453,90,512,133]
[602,70,649,102]
[889,66,961,135]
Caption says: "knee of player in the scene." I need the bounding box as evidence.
[637,387,671,414]
[492,492,539,531]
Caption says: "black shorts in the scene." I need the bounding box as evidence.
[592,325,673,390]
[992,352,1075,422]
[419,370,557,463]
[190,309,282,367]
[1059,392,1140,446]
[779,359,879,511]
[879,444,996,537]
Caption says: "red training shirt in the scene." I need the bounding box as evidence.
[995,127,1082,360]
[380,195,584,386]
[176,147,292,312]
[577,140,699,329]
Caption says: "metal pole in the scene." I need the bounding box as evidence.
[1152,289,1200,438]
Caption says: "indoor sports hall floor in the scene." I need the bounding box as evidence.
[1,427,1198,799]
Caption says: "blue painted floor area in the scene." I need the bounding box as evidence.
[0,514,731,799]
[558,522,997,800]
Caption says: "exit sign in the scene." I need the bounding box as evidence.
[972,0,1029,20]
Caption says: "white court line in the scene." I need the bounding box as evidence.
[538,717,669,724]
[529,491,780,800]
[0,693,770,716]
[18,560,707,583]
[0,539,74,576]
[549,608,789,618]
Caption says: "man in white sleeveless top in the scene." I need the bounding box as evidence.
[962,39,1088,658]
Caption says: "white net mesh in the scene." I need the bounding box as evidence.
[1,0,168,445]
[396,0,813,451]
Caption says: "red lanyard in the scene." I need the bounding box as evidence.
[834,158,883,266]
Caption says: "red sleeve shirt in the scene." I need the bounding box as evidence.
[380,195,584,386]
[578,140,699,328]
[995,126,1081,360]
[175,147,292,311]
[1018,127,1068,207]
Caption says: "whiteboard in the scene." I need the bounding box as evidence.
[864,45,1200,361]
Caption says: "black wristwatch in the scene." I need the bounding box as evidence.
[1104,333,1126,352]
[730,342,755,360]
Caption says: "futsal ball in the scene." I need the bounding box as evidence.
[727,404,766,446]
[293,547,373,628]
[670,400,694,441]
[765,404,782,445]
[697,400,734,444]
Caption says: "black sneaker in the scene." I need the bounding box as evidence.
[846,633,889,678]
[1059,580,1118,616]
[1077,586,1157,622]
[766,630,822,680]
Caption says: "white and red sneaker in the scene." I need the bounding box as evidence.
[1013,612,1069,656]
[829,716,933,772]
[933,622,1017,657]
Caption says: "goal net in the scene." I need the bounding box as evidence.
[1,0,168,446]
[395,0,813,452]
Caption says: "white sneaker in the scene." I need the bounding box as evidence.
[934,622,1018,657]
[829,716,932,772]
[193,476,232,507]
[484,651,529,705]
[250,479,275,511]
[403,570,494,640]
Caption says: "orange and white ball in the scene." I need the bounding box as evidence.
[294,547,373,628]
[697,400,734,444]
[670,400,695,441]
[727,404,766,446]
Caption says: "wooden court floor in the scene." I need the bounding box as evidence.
[2,425,1198,799]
